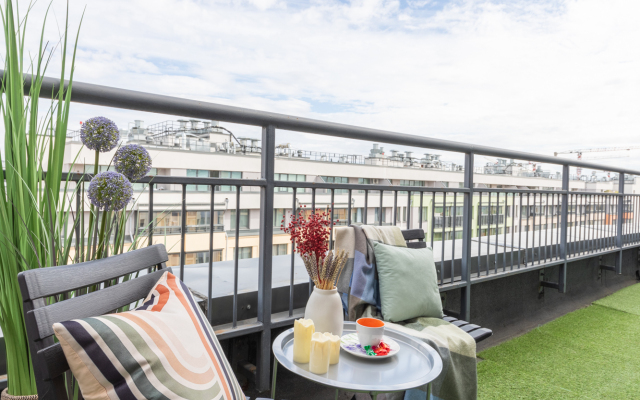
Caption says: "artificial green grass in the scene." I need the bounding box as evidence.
[478,285,640,399]
[593,283,640,316]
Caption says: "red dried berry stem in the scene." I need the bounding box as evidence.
[280,206,339,285]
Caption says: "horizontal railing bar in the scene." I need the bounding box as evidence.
[471,259,566,284]
[270,314,305,329]
[15,70,640,176]
[60,172,266,187]
[214,322,265,340]
[474,188,564,194]
[275,181,470,193]
[469,245,637,285]
[566,247,623,263]
[474,188,625,196]
[574,191,625,196]
[438,280,468,292]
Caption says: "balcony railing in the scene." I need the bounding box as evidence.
[17,70,640,392]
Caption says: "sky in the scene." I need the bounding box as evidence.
[8,0,640,173]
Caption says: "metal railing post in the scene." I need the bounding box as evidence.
[461,153,473,321]
[558,165,569,293]
[256,125,276,391]
[615,174,625,274]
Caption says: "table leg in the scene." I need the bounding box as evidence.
[426,382,432,400]
[271,358,278,399]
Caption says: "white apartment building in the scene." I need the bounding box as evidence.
[64,120,639,267]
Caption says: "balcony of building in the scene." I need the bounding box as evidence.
[3,73,640,400]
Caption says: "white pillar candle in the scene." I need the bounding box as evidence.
[323,332,341,365]
[309,332,331,374]
[293,319,315,363]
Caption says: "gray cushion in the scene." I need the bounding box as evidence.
[373,242,443,322]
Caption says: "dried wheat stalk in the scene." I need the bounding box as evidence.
[303,249,348,290]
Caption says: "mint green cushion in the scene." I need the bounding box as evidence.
[373,242,443,322]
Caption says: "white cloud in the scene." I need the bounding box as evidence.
[12,0,640,172]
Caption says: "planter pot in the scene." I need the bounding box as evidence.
[304,287,344,336]
[1,389,38,400]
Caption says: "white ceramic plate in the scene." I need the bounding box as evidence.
[340,333,400,359]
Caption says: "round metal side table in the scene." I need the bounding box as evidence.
[271,321,443,400]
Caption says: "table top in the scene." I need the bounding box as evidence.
[272,321,443,393]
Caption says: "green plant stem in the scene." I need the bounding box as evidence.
[96,209,110,259]
[84,150,99,261]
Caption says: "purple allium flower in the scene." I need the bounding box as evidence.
[87,171,133,211]
[113,144,152,181]
[80,117,120,152]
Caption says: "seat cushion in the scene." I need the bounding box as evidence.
[53,271,245,400]
[373,242,443,322]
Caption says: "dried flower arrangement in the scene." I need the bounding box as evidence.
[281,206,348,290]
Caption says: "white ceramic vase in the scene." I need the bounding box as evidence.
[304,287,344,336]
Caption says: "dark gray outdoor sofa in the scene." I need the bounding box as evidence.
[17,244,270,400]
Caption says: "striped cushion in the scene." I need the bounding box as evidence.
[53,272,245,400]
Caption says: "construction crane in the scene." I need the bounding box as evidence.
[554,146,640,177]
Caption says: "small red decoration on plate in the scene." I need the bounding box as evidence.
[372,341,390,356]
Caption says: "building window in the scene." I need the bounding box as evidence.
[433,231,463,241]
[274,209,286,227]
[352,208,364,223]
[139,211,181,235]
[374,208,386,224]
[399,180,424,187]
[230,209,250,230]
[213,170,242,192]
[421,207,429,222]
[138,210,224,234]
[273,243,288,255]
[481,206,504,215]
[321,176,348,194]
[233,247,253,260]
[357,178,378,193]
[186,169,210,191]
[396,207,407,222]
[185,210,224,232]
[167,250,223,267]
[187,170,242,191]
[333,209,348,225]
[275,173,305,192]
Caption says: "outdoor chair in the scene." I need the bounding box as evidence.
[17,244,270,400]
[401,229,493,343]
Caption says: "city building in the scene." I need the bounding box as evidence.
[65,119,639,267]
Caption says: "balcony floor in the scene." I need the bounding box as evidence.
[477,283,640,399]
